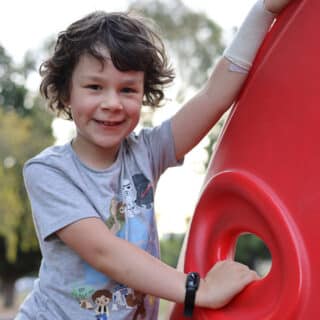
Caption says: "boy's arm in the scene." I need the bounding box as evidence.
[57,217,258,308]
[171,0,294,161]
[171,57,246,161]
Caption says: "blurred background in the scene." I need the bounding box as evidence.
[0,0,271,319]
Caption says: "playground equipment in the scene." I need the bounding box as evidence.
[170,0,319,318]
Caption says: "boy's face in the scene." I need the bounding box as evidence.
[67,49,144,166]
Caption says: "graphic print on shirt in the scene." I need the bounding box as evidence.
[105,198,126,235]
[73,283,148,319]
[132,174,154,209]
[71,173,156,318]
[121,179,140,218]
[92,289,112,320]
[110,285,147,319]
[71,285,95,310]
[120,174,156,251]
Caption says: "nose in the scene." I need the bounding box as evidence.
[99,90,123,111]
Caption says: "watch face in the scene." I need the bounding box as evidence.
[186,272,200,290]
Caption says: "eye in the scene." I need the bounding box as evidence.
[86,84,102,91]
[121,87,137,94]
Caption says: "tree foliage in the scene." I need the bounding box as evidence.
[0,47,36,117]
[0,107,52,260]
[130,0,224,99]
[0,45,54,306]
[129,0,227,167]
[160,233,185,268]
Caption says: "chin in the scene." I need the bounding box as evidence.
[95,140,122,150]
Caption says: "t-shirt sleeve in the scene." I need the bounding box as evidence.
[139,119,184,182]
[23,162,99,241]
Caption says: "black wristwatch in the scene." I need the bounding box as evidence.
[184,272,200,317]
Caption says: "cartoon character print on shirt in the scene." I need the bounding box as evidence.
[132,174,154,209]
[73,283,149,319]
[92,290,112,320]
[71,264,110,313]
[121,179,140,218]
[120,174,154,217]
[71,285,95,310]
[120,174,156,251]
[109,285,147,320]
[72,174,156,318]
[105,198,126,235]
[92,286,147,320]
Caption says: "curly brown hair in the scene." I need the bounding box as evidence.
[39,11,175,119]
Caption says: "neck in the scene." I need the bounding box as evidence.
[71,137,120,170]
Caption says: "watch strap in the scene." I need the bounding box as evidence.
[184,272,200,317]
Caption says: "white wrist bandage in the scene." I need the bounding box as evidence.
[223,0,276,71]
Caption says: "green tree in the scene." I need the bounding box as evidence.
[130,0,227,167]
[130,0,224,99]
[0,45,54,307]
[160,233,185,267]
[0,46,37,117]
[0,108,53,307]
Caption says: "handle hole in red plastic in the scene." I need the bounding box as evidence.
[234,233,272,277]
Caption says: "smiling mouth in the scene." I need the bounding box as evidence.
[95,119,125,126]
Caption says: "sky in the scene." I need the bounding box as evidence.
[0,0,256,64]
[0,0,256,236]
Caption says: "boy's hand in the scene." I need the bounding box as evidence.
[264,0,295,14]
[196,260,259,309]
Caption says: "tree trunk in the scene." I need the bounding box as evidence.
[2,279,15,308]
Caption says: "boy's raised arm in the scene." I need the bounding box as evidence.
[171,0,295,161]
[171,57,247,161]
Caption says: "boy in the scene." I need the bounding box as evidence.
[16,0,293,319]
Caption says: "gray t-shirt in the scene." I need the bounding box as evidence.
[16,120,182,320]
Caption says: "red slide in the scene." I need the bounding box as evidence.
[170,0,319,319]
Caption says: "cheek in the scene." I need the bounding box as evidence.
[69,104,83,121]
[70,97,96,118]
[126,100,142,120]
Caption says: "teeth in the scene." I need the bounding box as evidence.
[97,120,121,126]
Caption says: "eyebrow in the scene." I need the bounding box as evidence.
[83,75,144,85]
[121,77,144,85]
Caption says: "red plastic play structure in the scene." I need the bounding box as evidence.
[170,0,319,319]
